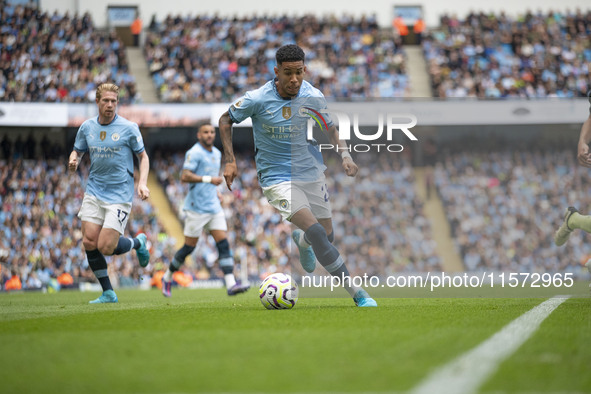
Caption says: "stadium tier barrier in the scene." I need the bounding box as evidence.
[0,99,589,128]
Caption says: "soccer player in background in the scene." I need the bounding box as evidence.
[68,83,151,304]
[219,44,377,307]
[161,123,250,297]
[554,90,591,280]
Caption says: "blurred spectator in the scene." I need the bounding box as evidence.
[131,13,142,47]
[57,269,74,288]
[414,18,426,45]
[5,268,22,291]
[393,16,409,38]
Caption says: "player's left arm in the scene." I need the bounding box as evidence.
[180,169,223,185]
[326,124,358,177]
[136,150,150,200]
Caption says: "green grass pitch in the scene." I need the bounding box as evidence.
[1,286,590,394]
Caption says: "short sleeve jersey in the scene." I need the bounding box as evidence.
[74,114,145,204]
[182,142,222,214]
[228,79,333,187]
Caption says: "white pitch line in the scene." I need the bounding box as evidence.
[410,296,570,394]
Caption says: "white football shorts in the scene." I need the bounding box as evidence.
[262,176,332,221]
[78,194,132,235]
[183,210,228,238]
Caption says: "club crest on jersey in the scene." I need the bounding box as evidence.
[282,107,292,119]
[112,133,120,141]
[100,131,106,141]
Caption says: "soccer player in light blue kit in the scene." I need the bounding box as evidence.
[219,45,377,307]
[554,90,591,276]
[161,123,250,297]
[68,83,151,304]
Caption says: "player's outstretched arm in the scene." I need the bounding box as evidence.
[137,150,150,200]
[68,150,83,173]
[219,111,237,190]
[326,124,358,177]
[577,115,591,168]
[180,169,222,185]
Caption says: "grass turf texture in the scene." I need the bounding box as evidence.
[0,287,589,394]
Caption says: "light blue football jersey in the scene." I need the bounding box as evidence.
[182,142,222,214]
[74,114,145,204]
[228,79,332,188]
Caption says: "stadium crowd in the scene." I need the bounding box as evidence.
[4,138,591,291]
[423,9,591,98]
[0,1,138,103]
[327,153,442,276]
[143,13,409,102]
[434,147,591,277]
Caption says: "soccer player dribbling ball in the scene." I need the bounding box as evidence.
[554,91,591,277]
[219,44,377,307]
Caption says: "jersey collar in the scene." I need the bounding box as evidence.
[97,114,118,126]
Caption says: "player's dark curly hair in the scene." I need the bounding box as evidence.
[276,44,305,65]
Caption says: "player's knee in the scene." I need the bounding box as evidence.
[83,239,98,251]
[216,239,232,259]
[98,242,116,256]
[305,223,329,246]
[305,223,339,264]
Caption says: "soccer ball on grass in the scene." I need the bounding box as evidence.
[259,273,298,309]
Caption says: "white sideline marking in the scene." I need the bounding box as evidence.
[410,296,570,394]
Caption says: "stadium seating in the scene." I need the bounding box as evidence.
[0,3,138,103]
[423,9,591,98]
[434,148,591,277]
[327,154,442,276]
[143,14,410,102]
